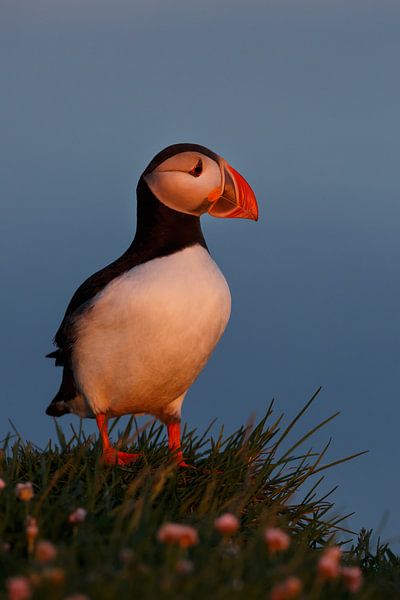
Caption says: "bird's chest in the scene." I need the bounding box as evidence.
[73,245,231,381]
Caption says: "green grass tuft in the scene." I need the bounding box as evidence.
[0,389,398,599]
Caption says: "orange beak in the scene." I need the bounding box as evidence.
[207,160,258,221]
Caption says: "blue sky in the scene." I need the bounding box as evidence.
[1,0,399,542]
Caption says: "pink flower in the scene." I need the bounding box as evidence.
[157,523,199,548]
[324,546,342,562]
[68,508,87,524]
[341,566,363,593]
[264,528,290,554]
[42,568,65,585]
[0,478,6,490]
[317,546,342,580]
[318,555,340,580]
[119,548,134,565]
[175,559,194,574]
[214,513,240,536]
[6,577,31,600]
[15,482,34,502]
[35,540,58,563]
[270,576,303,600]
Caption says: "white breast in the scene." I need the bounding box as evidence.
[71,245,231,417]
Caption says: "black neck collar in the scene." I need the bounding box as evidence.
[127,177,208,260]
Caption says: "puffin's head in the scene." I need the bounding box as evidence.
[142,143,258,221]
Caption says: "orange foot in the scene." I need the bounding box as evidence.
[173,452,196,469]
[100,448,141,466]
[178,460,195,469]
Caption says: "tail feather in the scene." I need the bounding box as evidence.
[46,349,64,366]
[46,400,71,417]
[46,364,77,417]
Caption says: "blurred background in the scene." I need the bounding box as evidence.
[1,0,399,541]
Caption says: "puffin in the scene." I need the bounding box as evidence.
[46,143,258,466]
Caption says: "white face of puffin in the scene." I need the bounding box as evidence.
[144,150,259,221]
[144,151,221,216]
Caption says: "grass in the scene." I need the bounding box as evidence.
[0,388,399,599]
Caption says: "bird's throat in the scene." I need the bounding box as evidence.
[128,178,208,261]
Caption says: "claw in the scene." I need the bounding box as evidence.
[100,448,141,466]
[96,414,140,467]
[178,461,193,469]
[176,455,196,469]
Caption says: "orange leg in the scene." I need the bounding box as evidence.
[96,414,141,466]
[167,422,191,468]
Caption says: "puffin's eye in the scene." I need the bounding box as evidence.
[189,159,203,177]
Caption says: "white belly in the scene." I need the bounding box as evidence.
[71,245,231,417]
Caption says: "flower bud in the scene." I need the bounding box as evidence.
[214,513,240,536]
[68,508,87,524]
[264,528,290,554]
[271,576,303,600]
[157,523,199,548]
[6,577,31,600]
[15,483,34,502]
[25,517,39,553]
[35,540,58,564]
[341,566,363,593]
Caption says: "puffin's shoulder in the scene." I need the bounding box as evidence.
[48,242,210,362]
[49,251,140,361]
[48,186,209,363]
